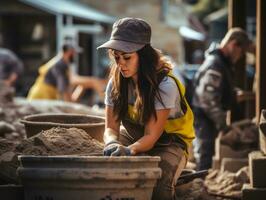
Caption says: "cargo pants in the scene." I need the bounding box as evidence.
[119,120,187,200]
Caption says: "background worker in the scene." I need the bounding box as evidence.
[0,47,24,87]
[192,28,251,170]
[98,17,195,200]
[27,43,106,102]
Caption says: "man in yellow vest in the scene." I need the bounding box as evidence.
[27,43,80,101]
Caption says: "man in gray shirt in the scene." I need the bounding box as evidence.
[0,48,23,87]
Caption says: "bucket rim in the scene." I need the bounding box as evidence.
[20,113,105,126]
[18,155,161,162]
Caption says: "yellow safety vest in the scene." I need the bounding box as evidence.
[27,56,65,100]
[127,72,195,150]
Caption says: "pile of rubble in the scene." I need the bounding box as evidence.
[175,166,249,200]
[0,83,32,141]
[242,110,266,200]
[205,167,249,199]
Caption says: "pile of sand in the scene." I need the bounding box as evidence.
[16,127,103,156]
[0,127,104,184]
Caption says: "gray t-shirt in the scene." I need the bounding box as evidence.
[44,58,69,93]
[0,48,23,79]
[105,76,184,120]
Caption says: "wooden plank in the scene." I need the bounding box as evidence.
[228,0,246,29]
[256,0,266,123]
[228,0,247,121]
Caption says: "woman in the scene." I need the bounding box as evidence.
[97,17,195,200]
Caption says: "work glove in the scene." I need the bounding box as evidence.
[103,141,131,156]
[103,141,121,156]
[111,145,131,156]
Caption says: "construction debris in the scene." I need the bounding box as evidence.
[0,82,15,104]
[205,167,249,199]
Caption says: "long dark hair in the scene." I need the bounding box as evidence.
[109,44,172,123]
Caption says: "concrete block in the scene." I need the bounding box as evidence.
[215,134,249,160]
[249,151,266,188]
[242,184,266,200]
[219,144,249,159]
[259,110,266,154]
[221,158,248,173]
[212,156,220,170]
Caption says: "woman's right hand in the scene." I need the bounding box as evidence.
[103,141,120,156]
[103,141,131,156]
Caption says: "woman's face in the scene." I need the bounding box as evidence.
[112,50,139,81]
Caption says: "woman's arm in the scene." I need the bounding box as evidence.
[104,105,121,144]
[128,109,170,155]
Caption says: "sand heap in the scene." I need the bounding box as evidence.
[0,127,104,184]
[16,127,104,156]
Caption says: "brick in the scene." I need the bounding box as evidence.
[221,158,248,173]
[249,151,266,188]
[242,184,266,200]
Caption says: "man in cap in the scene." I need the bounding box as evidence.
[192,27,251,170]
